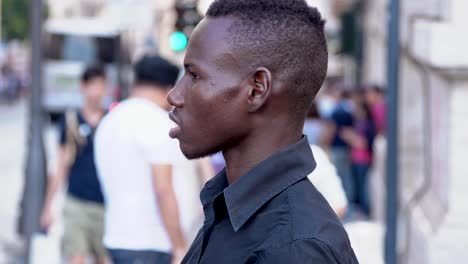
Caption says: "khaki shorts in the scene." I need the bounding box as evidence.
[62,195,107,259]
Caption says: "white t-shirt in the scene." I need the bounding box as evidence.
[308,145,348,213]
[94,98,202,252]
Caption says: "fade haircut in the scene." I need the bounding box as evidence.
[207,0,328,120]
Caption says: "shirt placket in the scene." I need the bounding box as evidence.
[197,201,218,263]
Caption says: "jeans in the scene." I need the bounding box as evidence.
[108,249,172,264]
[352,163,371,216]
[330,147,354,202]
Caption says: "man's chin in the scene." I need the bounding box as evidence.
[180,144,219,160]
[181,149,210,160]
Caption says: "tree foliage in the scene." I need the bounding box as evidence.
[1,0,30,40]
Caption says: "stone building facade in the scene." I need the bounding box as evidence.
[362,0,468,262]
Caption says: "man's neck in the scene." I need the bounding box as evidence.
[81,103,104,127]
[132,85,169,110]
[222,128,303,185]
[82,102,103,114]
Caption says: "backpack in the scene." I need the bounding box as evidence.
[64,110,87,166]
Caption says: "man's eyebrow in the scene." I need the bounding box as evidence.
[184,62,200,70]
[185,62,207,73]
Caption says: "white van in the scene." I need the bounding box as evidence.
[43,18,131,116]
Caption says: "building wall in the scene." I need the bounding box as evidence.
[429,81,468,262]
[363,0,468,263]
[47,0,107,18]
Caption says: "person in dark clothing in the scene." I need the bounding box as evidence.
[303,102,332,147]
[365,85,387,135]
[349,100,376,216]
[330,90,355,202]
[0,64,21,102]
[40,65,108,264]
[167,0,358,263]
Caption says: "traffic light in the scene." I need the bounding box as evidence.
[171,1,202,52]
[170,31,189,52]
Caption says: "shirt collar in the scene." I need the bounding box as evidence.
[200,137,316,232]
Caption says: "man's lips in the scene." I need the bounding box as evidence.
[168,111,182,139]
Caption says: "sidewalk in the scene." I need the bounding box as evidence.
[0,101,62,264]
[0,102,27,263]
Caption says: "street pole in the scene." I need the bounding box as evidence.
[22,0,47,263]
[385,0,400,264]
[0,0,3,40]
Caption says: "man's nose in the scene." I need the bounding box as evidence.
[167,85,184,108]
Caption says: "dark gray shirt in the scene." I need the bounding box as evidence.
[182,137,358,264]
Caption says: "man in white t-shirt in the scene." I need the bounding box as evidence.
[94,55,187,264]
[308,145,348,218]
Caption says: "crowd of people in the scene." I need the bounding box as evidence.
[310,81,387,218]
[209,80,387,220]
[40,56,214,264]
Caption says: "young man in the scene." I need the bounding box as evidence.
[41,65,108,264]
[94,56,187,264]
[167,0,358,263]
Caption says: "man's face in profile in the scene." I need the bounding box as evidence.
[168,18,250,159]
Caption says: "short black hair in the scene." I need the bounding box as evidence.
[370,84,385,95]
[134,55,180,88]
[207,0,328,119]
[81,65,106,83]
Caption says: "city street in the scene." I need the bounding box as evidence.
[0,101,62,263]
[1,0,468,263]
[0,101,27,263]
[0,101,386,263]
[1,97,468,264]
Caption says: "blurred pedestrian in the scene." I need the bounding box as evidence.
[352,100,376,216]
[342,96,376,217]
[167,0,358,263]
[365,85,386,135]
[303,102,334,148]
[0,63,21,103]
[365,85,387,221]
[94,55,186,264]
[330,89,355,202]
[40,65,108,264]
[308,145,348,219]
[316,79,341,119]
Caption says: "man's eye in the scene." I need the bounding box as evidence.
[190,72,199,81]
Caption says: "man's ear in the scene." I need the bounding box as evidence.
[247,67,272,113]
